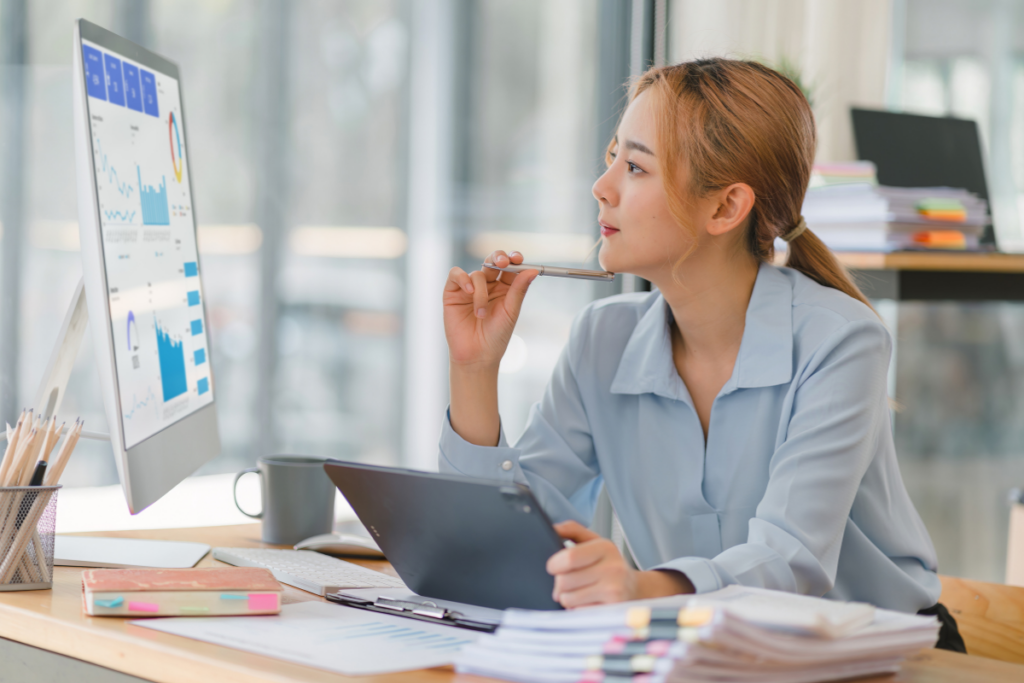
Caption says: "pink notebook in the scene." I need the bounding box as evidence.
[82,567,283,617]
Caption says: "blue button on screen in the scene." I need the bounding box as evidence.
[83,46,106,100]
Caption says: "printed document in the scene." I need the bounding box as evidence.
[133,601,479,675]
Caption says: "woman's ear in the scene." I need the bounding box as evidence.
[706,183,755,237]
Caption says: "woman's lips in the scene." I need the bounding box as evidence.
[600,223,619,237]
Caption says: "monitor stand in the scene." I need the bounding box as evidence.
[4,278,211,569]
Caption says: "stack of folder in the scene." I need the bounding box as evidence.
[801,182,988,252]
[454,586,940,683]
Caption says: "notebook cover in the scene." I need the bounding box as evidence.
[82,567,281,592]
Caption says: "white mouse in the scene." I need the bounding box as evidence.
[293,532,385,559]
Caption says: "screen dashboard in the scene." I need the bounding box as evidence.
[81,38,213,450]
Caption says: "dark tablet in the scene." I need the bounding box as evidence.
[323,460,564,610]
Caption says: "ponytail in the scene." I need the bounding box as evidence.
[786,228,872,309]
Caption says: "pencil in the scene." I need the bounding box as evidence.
[45,420,82,486]
[0,412,25,485]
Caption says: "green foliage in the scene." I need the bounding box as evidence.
[772,55,815,109]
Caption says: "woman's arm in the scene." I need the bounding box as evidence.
[444,251,536,447]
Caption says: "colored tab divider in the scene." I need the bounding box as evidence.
[194,348,206,366]
[128,601,160,613]
[248,593,279,611]
[184,261,198,277]
[197,378,209,395]
[187,290,200,306]
[94,596,124,608]
[190,319,203,336]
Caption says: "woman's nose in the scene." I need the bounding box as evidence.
[592,167,617,206]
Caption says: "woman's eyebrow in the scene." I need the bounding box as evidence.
[624,139,655,156]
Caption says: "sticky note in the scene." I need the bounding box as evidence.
[94,597,124,608]
[190,319,203,335]
[184,261,198,277]
[180,606,209,614]
[187,290,200,306]
[220,593,248,600]
[248,593,279,611]
[128,601,160,613]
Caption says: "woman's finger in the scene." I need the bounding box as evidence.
[509,251,524,265]
[469,270,489,317]
[485,250,511,268]
[502,270,538,321]
[553,520,601,544]
[552,564,601,596]
[547,538,612,575]
[445,266,474,294]
[557,580,628,609]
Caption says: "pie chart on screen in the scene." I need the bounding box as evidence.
[168,111,182,183]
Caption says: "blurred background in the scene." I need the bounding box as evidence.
[1,0,1024,584]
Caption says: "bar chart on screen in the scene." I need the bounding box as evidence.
[155,317,188,402]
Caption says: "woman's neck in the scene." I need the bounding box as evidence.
[649,250,760,361]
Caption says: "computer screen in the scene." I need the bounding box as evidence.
[80,38,212,450]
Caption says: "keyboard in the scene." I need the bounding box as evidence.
[212,547,406,596]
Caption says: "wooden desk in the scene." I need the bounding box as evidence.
[0,525,1022,683]
[833,251,1024,301]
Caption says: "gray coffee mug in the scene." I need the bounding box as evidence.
[233,456,335,544]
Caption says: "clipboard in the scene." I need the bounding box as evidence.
[327,591,500,633]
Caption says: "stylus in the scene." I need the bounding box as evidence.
[483,263,615,282]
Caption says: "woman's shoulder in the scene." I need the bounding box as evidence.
[565,291,661,367]
[776,265,892,359]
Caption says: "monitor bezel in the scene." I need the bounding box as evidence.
[73,18,220,513]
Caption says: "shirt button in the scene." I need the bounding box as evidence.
[501,460,513,471]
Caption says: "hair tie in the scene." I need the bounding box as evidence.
[782,216,808,243]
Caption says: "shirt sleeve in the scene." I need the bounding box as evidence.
[654,319,894,596]
[439,314,603,525]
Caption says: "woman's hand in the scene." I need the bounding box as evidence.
[547,521,695,608]
[443,250,537,370]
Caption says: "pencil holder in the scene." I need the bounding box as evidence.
[0,486,60,591]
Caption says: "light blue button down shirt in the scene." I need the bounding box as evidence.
[439,263,941,612]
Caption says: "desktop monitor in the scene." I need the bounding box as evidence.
[72,19,220,514]
[850,108,996,246]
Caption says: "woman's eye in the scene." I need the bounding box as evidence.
[627,161,643,174]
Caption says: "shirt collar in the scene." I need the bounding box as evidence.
[610,262,794,399]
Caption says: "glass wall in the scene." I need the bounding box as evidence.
[890,0,1024,582]
[452,0,604,442]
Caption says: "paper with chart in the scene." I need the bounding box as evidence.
[81,39,212,449]
[133,601,480,675]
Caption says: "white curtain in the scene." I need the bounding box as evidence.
[667,0,893,163]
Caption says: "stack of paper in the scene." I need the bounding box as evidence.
[801,183,989,252]
[809,161,878,188]
[455,586,940,683]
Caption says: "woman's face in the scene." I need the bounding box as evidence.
[592,92,699,278]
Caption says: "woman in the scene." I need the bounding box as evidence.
[439,58,957,645]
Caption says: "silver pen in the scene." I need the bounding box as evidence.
[483,263,615,282]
